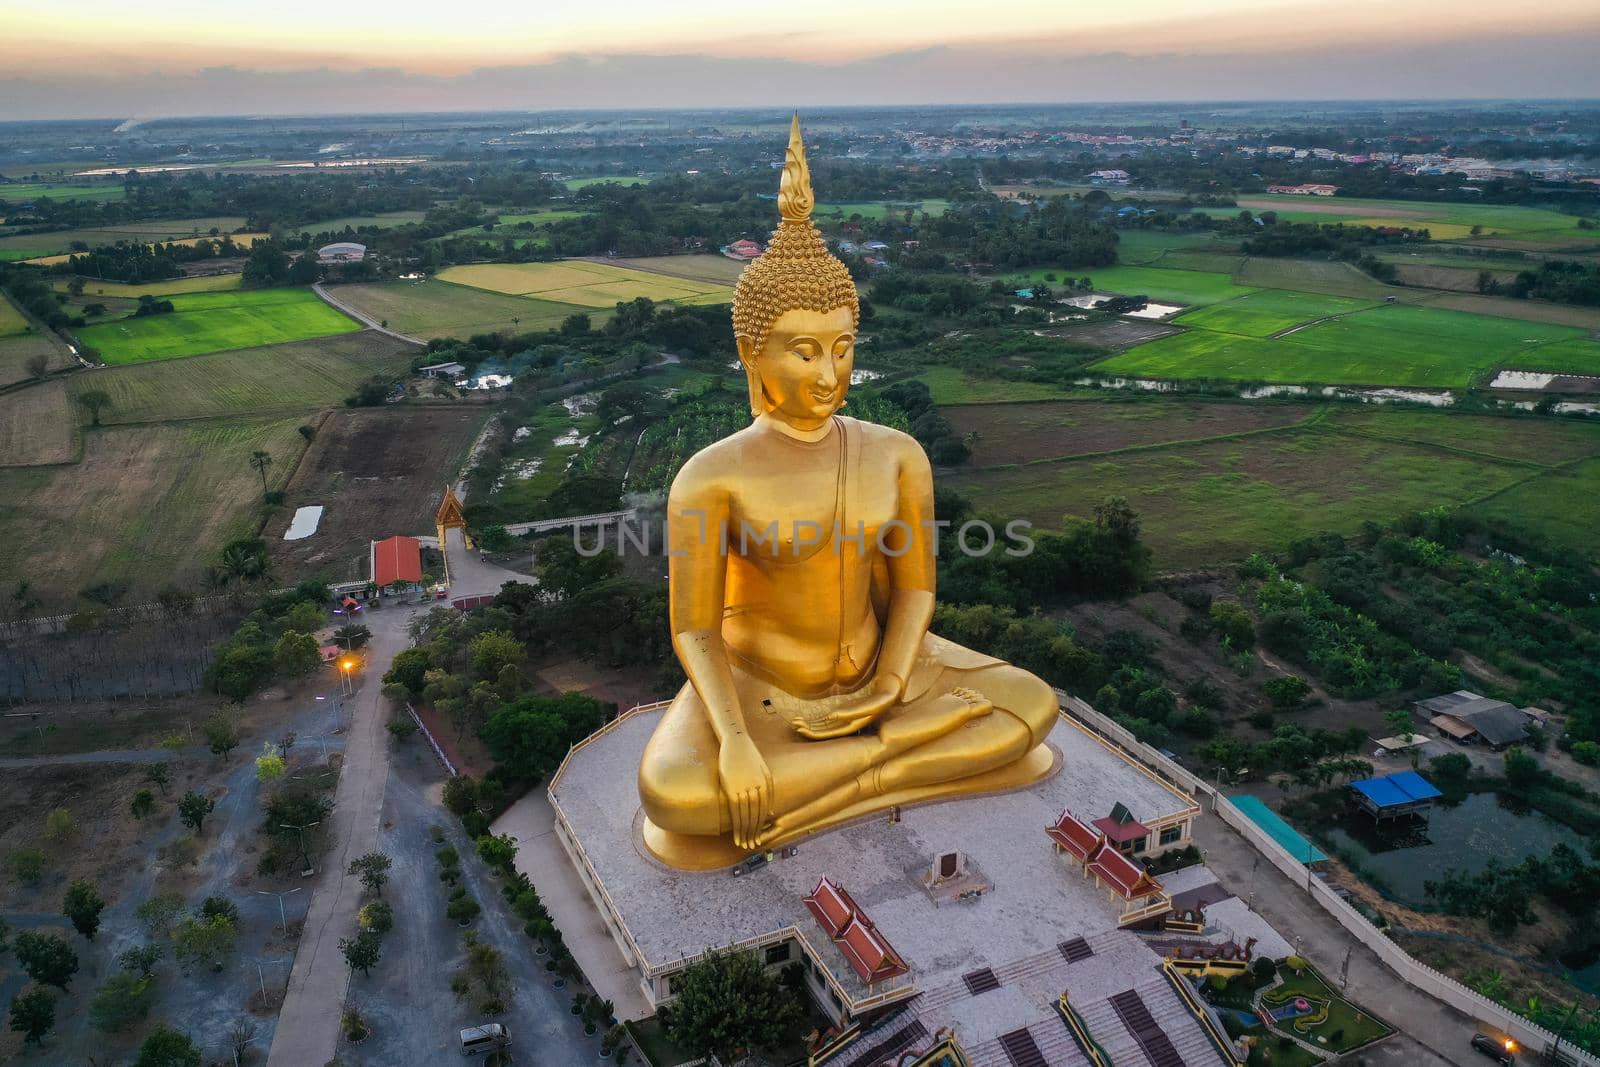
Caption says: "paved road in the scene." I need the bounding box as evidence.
[265,608,413,1067]
[1193,807,1487,1065]
[311,283,424,345]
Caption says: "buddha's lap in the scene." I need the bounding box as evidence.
[638,657,1056,827]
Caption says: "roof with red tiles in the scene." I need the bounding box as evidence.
[835,916,909,985]
[1093,815,1151,844]
[802,877,855,939]
[1088,847,1164,901]
[1046,808,1103,861]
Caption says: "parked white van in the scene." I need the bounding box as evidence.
[460,1023,510,1056]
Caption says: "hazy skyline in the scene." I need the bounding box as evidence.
[3,0,1599,120]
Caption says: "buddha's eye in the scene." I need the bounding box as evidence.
[791,340,820,361]
[832,336,854,358]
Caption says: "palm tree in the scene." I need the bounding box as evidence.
[248,450,273,499]
[220,545,269,585]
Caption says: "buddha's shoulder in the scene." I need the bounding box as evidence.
[841,416,927,466]
[669,426,758,493]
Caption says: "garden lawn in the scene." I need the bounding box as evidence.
[438,260,732,308]
[1175,290,1377,338]
[1266,969,1391,1051]
[75,287,360,363]
[1096,304,1588,387]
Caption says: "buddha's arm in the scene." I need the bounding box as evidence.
[667,467,774,844]
[877,438,938,691]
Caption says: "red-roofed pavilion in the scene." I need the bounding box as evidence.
[835,918,908,985]
[373,535,422,588]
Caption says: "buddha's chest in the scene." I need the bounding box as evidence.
[727,453,899,558]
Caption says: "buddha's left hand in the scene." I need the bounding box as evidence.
[795,674,902,739]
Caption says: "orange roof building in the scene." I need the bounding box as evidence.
[1046,807,1170,925]
[372,535,422,587]
[801,877,908,986]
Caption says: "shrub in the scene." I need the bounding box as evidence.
[447,895,481,925]
[1263,674,1312,710]
[1209,601,1255,647]
[436,846,460,867]
[1572,741,1600,766]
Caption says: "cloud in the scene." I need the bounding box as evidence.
[3,30,1598,120]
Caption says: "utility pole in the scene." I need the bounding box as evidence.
[244,956,289,1001]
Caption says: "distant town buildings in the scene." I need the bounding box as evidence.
[721,239,763,261]
[1088,169,1130,184]
[1267,183,1341,196]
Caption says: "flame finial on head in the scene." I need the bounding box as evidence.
[778,112,814,223]
[730,113,861,416]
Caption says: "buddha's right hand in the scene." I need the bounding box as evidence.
[719,734,775,849]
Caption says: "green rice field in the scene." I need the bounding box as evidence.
[1095,304,1594,387]
[0,182,126,204]
[75,287,360,364]
[1174,290,1377,338]
[1012,265,1258,306]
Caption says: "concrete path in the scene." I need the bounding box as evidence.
[442,526,535,599]
[493,791,654,1022]
[264,607,414,1067]
[311,283,424,345]
[1192,807,1483,1064]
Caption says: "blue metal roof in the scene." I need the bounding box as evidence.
[1351,771,1441,809]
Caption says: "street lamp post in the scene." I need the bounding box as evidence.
[244,957,289,1001]
[280,820,321,877]
[255,887,302,936]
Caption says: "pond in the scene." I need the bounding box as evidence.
[1319,792,1587,907]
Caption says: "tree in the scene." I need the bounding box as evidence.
[248,449,273,498]
[136,893,185,939]
[119,943,162,978]
[384,647,432,693]
[63,880,106,940]
[255,744,286,783]
[24,352,50,380]
[7,847,44,885]
[480,692,607,784]
[227,1018,258,1062]
[143,760,172,796]
[1504,746,1541,792]
[1263,675,1312,710]
[134,1024,202,1067]
[348,851,392,896]
[663,947,804,1062]
[172,913,237,971]
[273,630,322,677]
[1383,707,1416,741]
[88,972,155,1031]
[469,630,523,680]
[359,899,394,935]
[44,807,77,844]
[341,928,383,977]
[13,931,78,989]
[76,389,113,427]
[8,988,54,1046]
[177,790,214,833]
[204,713,240,758]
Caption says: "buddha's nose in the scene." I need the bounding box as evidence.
[815,359,838,392]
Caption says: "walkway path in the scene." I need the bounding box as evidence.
[311,283,425,345]
[493,791,654,1022]
[1192,809,1477,1063]
[263,607,413,1067]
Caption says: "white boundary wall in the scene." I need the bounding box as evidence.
[1058,691,1600,1066]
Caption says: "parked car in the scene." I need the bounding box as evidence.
[461,1022,510,1057]
[1471,1033,1515,1064]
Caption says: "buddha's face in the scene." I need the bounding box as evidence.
[737,307,856,427]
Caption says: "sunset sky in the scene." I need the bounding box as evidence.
[4,0,1599,118]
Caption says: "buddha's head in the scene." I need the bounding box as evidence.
[732,115,861,425]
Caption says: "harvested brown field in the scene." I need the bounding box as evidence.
[1418,291,1600,330]
[0,325,75,388]
[268,406,490,582]
[0,380,75,466]
[605,254,747,285]
[944,399,1315,467]
[1392,264,1520,292]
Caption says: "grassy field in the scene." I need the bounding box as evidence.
[329,279,596,340]
[565,176,648,190]
[1113,230,1231,265]
[0,380,75,466]
[59,274,243,299]
[0,292,29,336]
[1479,457,1600,556]
[0,182,125,204]
[0,416,309,603]
[292,210,429,233]
[1231,258,1397,300]
[613,254,747,284]
[1174,290,1377,338]
[67,330,416,424]
[438,259,734,308]
[1096,304,1593,387]
[1326,406,1600,464]
[1506,338,1600,375]
[0,217,259,258]
[1011,265,1257,306]
[0,330,75,388]
[1213,196,1596,246]
[75,287,360,364]
[916,365,1079,405]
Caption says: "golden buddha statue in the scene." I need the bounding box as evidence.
[638,116,1059,870]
